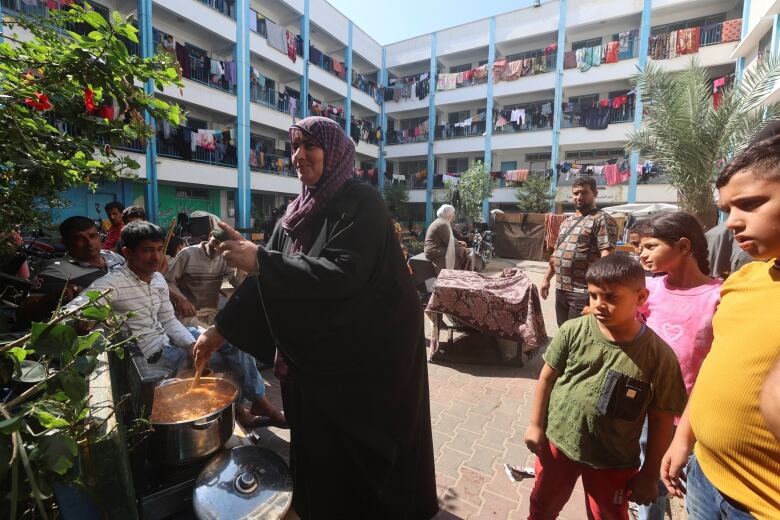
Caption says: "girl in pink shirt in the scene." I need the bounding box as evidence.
[632,212,721,520]
[636,212,721,394]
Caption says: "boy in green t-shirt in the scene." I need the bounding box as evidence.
[524,255,687,520]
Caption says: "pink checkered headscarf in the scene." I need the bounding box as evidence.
[282,117,355,252]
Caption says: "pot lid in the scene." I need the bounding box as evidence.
[193,446,292,520]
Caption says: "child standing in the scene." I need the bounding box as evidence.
[662,135,780,519]
[525,255,688,520]
[631,212,721,520]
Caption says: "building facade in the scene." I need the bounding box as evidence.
[2,0,767,229]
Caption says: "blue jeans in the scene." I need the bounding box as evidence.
[632,417,669,520]
[687,455,755,520]
[145,344,190,380]
[187,327,266,404]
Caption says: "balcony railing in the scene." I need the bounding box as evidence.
[557,171,670,187]
[156,136,237,168]
[250,152,295,177]
[250,87,302,117]
[195,0,235,19]
[186,56,234,94]
[434,122,486,140]
[561,98,637,128]
[387,131,428,145]
[699,22,724,47]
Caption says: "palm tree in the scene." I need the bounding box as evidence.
[625,57,780,227]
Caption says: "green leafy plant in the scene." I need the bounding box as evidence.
[0,4,184,236]
[625,57,780,226]
[0,289,133,519]
[383,181,409,221]
[515,173,553,213]
[444,161,494,224]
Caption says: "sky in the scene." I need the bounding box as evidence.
[326,0,536,46]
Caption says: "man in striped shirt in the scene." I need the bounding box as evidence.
[67,223,283,429]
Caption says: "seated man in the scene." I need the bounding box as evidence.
[19,216,125,323]
[66,221,284,429]
[166,226,285,427]
[424,204,470,273]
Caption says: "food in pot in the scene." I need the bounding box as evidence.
[151,378,237,423]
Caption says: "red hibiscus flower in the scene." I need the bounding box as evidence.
[23,92,53,112]
[84,88,95,113]
[97,105,113,119]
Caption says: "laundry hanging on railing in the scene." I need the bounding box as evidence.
[505,169,530,182]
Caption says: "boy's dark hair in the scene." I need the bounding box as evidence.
[717,134,780,188]
[586,254,646,289]
[120,221,164,250]
[634,212,710,275]
[104,201,124,214]
[122,206,147,224]
[572,176,597,193]
[59,216,98,243]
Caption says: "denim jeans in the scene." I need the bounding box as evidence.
[686,455,755,520]
[145,344,190,380]
[631,417,669,520]
[555,289,590,326]
[187,327,266,405]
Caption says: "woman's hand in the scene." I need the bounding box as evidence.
[192,326,225,371]
[215,222,260,274]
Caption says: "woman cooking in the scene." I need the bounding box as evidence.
[424,204,471,273]
[192,117,438,519]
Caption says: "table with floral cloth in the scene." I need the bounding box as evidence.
[425,268,547,361]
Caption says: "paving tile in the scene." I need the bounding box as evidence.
[488,411,517,433]
[448,466,491,508]
[464,445,503,476]
[459,412,491,434]
[446,398,474,418]
[471,490,520,519]
[434,412,466,435]
[436,446,469,478]
[444,428,481,455]
[475,427,509,453]
[432,430,453,456]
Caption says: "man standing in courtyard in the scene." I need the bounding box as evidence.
[540,177,618,326]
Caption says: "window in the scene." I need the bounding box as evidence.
[526,152,551,161]
[478,59,489,66]
[569,94,599,107]
[449,63,472,73]
[446,158,469,173]
[399,160,429,176]
[608,89,629,98]
[188,117,208,131]
[400,117,427,131]
[572,38,602,51]
[500,161,517,172]
[448,111,470,124]
[175,187,209,199]
[506,49,542,61]
[250,134,274,152]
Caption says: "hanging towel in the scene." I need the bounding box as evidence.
[564,51,577,69]
[676,27,700,55]
[437,73,457,91]
[605,41,620,63]
[286,31,297,62]
[721,19,742,43]
[265,20,287,54]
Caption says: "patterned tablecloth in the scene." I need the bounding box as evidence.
[425,268,548,358]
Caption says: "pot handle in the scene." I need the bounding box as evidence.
[192,415,221,430]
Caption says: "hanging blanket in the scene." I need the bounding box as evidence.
[605,41,620,63]
[563,51,577,69]
[676,27,700,55]
[426,268,547,357]
[721,19,742,43]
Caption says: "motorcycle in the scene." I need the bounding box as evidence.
[470,229,495,271]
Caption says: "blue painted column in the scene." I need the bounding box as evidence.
[771,14,780,57]
[548,0,567,212]
[735,0,752,80]
[138,0,159,223]
[425,33,437,227]
[344,22,353,132]
[300,0,310,118]
[235,0,251,230]
[482,17,496,223]
[627,0,652,204]
[378,47,388,194]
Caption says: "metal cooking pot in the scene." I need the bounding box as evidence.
[149,376,238,466]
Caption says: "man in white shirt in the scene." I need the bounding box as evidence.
[68,221,285,428]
